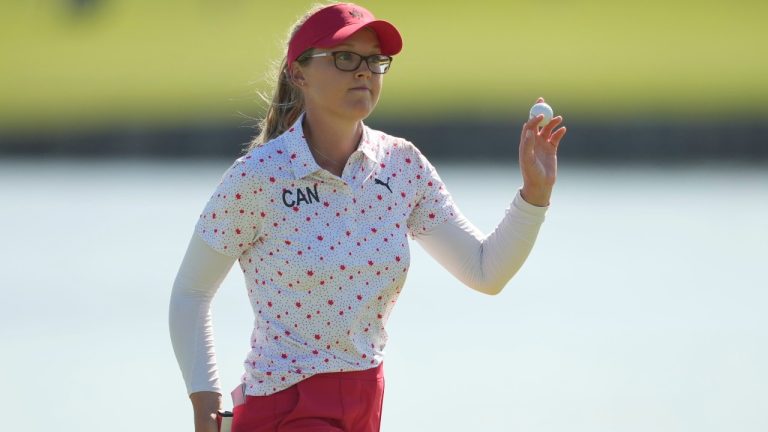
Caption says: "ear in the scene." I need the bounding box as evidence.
[288,62,306,87]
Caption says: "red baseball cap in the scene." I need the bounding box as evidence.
[287,3,403,67]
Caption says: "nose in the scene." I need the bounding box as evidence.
[354,59,373,77]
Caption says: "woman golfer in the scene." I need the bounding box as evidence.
[169,2,566,431]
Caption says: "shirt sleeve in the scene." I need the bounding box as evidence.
[413,189,548,296]
[405,143,461,238]
[169,230,237,396]
[194,157,263,259]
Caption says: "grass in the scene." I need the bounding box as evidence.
[1,0,767,132]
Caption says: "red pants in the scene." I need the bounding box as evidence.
[231,363,385,432]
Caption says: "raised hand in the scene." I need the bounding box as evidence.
[518,97,567,207]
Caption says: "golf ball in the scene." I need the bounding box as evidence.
[529,102,554,128]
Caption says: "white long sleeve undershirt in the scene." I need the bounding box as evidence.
[169,233,236,396]
[168,189,547,396]
[413,189,547,296]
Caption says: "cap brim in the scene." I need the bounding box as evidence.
[314,20,403,56]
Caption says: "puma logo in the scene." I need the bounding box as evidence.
[374,177,392,193]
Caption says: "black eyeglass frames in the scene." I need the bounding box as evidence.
[303,51,393,74]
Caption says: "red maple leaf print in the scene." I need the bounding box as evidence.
[235,193,242,199]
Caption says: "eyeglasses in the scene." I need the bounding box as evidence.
[303,51,393,74]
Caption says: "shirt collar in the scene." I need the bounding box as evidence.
[357,123,380,164]
[280,112,381,180]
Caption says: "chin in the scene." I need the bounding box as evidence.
[342,103,376,121]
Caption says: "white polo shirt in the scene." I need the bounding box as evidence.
[195,112,460,396]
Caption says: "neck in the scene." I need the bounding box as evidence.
[302,110,363,167]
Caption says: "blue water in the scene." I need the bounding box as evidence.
[1,158,766,431]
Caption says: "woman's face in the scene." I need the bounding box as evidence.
[293,27,384,122]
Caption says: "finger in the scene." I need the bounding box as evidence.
[536,96,545,103]
[540,115,563,139]
[549,127,567,148]
[520,123,535,157]
[525,113,544,131]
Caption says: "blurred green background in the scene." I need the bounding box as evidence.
[2,0,767,134]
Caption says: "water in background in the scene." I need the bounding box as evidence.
[1,158,766,432]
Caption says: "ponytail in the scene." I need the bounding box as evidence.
[244,2,336,153]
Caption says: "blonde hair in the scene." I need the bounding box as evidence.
[244,2,338,153]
